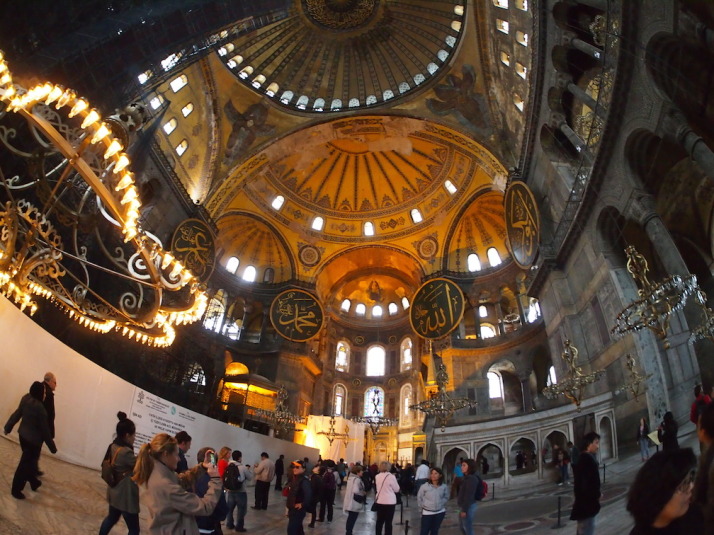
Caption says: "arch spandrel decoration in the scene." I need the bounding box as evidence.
[504,180,541,269]
[409,277,465,339]
[171,218,216,283]
[270,289,324,342]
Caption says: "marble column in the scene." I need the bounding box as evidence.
[571,37,604,60]
[559,122,589,155]
[675,122,714,176]
[567,81,607,119]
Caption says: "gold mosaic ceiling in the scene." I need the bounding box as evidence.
[220,0,464,113]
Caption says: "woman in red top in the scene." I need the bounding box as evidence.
[217,447,232,478]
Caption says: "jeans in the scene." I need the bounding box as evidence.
[639,438,650,460]
[255,480,270,508]
[420,512,445,535]
[319,488,336,521]
[98,504,140,535]
[577,516,596,535]
[226,490,247,529]
[375,504,396,535]
[346,511,360,535]
[12,436,41,494]
[458,502,477,535]
[287,509,306,535]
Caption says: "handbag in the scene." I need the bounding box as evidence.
[354,493,366,504]
[100,444,123,487]
[371,474,384,511]
[395,491,402,505]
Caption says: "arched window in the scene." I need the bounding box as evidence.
[514,94,524,112]
[266,83,279,97]
[516,31,529,46]
[225,257,239,274]
[202,291,226,332]
[312,216,324,231]
[401,296,410,310]
[181,103,194,117]
[487,371,504,399]
[163,118,177,135]
[500,51,511,66]
[364,387,385,417]
[280,90,294,104]
[487,247,502,267]
[334,384,347,416]
[515,0,528,9]
[150,95,164,110]
[175,139,188,156]
[348,98,360,108]
[170,74,188,92]
[341,299,351,312]
[399,384,412,427]
[335,341,350,372]
[366,345,386,376]
[296,95,309,109]
[398,82,410,94]
[185,362,206,393]
[242,265,256,282]
[355,303,366,316]
[263,268,274,283]
[413,73,426,85]
[493,0,508,7]
[366,95,377,105]
[313,98,325,111]
[527,300,541,322]
[383,90,394,101]
[330,98,342,110]
[479,305,488,317]
[388,302,398,316]
[467,253,481,272]
[496,19,509,34]
[238,66,253,79]
[444,180,457,194]
[451,21,462,32]
[372,305,383,318]
[547,366,557,386]
[400,337,413,372]
[271,195,285,210]
[515,62,527,79]
[427,63,438,75]
[410,208,423,223]
[481,324,496,338]
[251,74,266,88]
[363,221,375,236]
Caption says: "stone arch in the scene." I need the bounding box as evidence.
[598,415,615,460]
[442,446,469,483]
[509,437,537,475]
[531,345,553,400]
[543,429,568,465]
[624,129,687,195]
[476,443,503,478]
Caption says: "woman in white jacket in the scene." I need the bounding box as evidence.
[343,465,366,535]
[374,462,401,535]
[417,468,449,535]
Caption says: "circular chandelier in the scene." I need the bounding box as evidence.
[542,339,604,410]
[0,51,206,346]
[255,385,305,437]
[410,362,477,432]
[352,387,395,435]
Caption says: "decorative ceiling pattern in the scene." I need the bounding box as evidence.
[216,213,294,283]
[219,0,465,113]
[446,191,510,272]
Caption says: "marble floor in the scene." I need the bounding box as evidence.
[0,425,700,535]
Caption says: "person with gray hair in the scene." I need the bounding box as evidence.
[43,372,57,438]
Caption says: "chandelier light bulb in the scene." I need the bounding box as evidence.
[68,98,88,118]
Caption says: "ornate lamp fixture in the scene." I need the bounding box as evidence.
[410,362,477,432]
[611,245,697,348]
[317,414,350,446]
[255,385,305,437]
[542,339,604,411]
[614,354,652,402]
[0,52,206,346]
[688,289,714,344]
[352,387,396,436]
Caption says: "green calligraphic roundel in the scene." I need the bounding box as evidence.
[505,181,540,269]
[171,219,216,283]
[270,289,324,342]
[409,278,465,340]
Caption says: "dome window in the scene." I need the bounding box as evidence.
[230,54,244,66]
[242,265,256,282]
[410,209,423,223]
[341,299,351,312]
[383,90,394,101]
[500,51,511,66]
[266,83,280,97]
[401,296,410,310]
[413,73,426,85]
[515,0,528,10]
[437,50,449,62]
[454,5,464,16]
[225,257,239,274]
[493,0,508,8]
[238,66,253,79]
[175,139,188,156]
[514,94,524,111]
[296,95,309,109]
[330,98,342,111]
[312,216,324,231]
[515,62,527,79]
[355,303,366,316]
[313,98,325,111]
[445,36,456,48]
[496,20,509,34]
[398,82,410,94]
[163,118,177,135]
[444,180,457,194]
[170,74,188,93]
[271,195,285,210]
[348,98,360,108]
[181,103,194,117]
[363,221,375,236]
[451,21,462,32]
[281,90,294,104]
[467,253,481,272]
[388,302,398,316]
[427,63,438,75]
[149,95,164,110]
[487,247,502,266]
[372,305,383,318]
[516,31,529,46]
[251,74,266,88]
[479,305,488,318]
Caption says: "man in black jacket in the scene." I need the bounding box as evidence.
[570,432,601,535]
[42,372,57,438]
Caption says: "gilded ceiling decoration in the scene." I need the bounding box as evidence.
[219,0,465,113]
[215,213,294,283]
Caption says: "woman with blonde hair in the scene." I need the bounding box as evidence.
[374,461,401,535]
[217,446,232,478]
[133,433,223,534]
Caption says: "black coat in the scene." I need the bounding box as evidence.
[43,382,55,438]
[658,420,679,452]
[4,394,57,451]
[570,452,600,521]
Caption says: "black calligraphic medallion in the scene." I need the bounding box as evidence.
[409,278,465,340]
[504,181,540,269]
[170,219,216,283]
[270,289,324,342]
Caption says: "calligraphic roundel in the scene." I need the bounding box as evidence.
[409,278,465,340]
[270,289,324,342]
[170,218,216,283]
[504,181,541,269]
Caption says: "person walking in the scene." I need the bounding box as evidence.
[343,465,366,535]
[307,464,324,528]
[627,449,703,534]
[4,381,57,499]
[319,462,337,523]
[132,433,222,534]
[417,467,449,535]
[253,452,275,509]
[636,418,651,462]
[456,459,481,535]
[224,449,252,532]
[336,458,347,490]
[374,461,402,535]
[42,372,57,439]
[98,412,140,535]
[275,454,285,491]
[217,446,232,478]
[570,432,601,535]
[693,402,714,533]
[558,449,570,485]
[414,460,430,496]
[658,412,679,452]
[450,458,463,499]
[286,460,312,535]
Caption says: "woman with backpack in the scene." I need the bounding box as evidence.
[417,467,449,535]
[286,460,312,535]
[98,412,139,535]
[457,459,481,535]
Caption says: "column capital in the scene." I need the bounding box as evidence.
[625,192,659,227]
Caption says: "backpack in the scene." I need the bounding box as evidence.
[474,476,487,501]
[223,463,243,491]
[323,470,337,490]
[362,472,373,492]
[101,444,123,487]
